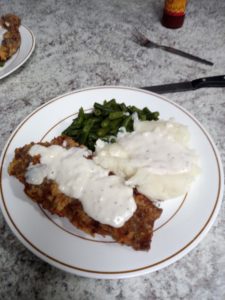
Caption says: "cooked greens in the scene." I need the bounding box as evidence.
[62,99,159,150]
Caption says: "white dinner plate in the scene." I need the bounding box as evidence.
[0,25,35,80]
[0,87,223,279]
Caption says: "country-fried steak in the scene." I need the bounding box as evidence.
[8,136,162,250]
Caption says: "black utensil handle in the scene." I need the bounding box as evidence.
[160,45,213,66]
[192,75,225,89]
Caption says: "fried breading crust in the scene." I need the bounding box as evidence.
[0,14,21,63]
[8,136,162,251]
[1,14,21,29]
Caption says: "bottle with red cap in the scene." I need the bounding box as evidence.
[161,0,187,29]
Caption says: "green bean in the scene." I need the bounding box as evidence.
[104,99,116,107]
[80,132,90,145]
[122,115,133,130]
[109,128,119,135]
[128,105,141,114]
[66,129,80,136]
[79,119,96,144]
[108,111,125,120]
[97,127,110,137]
[109,118,123,130]
[119,103,127,112]
[94,102,112,113]
[101,118,110,128]
[89,133,98,140]
[62,107,85,132]
[93,108,102,116]
[142,107,152,117]
[152,112,160,120]
[139,113,147,121]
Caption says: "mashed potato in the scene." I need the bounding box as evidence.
[94,118,200,201]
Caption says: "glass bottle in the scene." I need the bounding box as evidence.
[161,0,187,29]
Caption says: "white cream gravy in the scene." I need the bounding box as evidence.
[26,145,136,228]
[94,119,200,200]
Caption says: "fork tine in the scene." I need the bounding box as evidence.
[132,28,144,41]
[131,28,140,43]
[132,27,142,38]
[132,28,150,46]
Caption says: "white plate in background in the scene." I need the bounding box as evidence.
[0,25,35,80]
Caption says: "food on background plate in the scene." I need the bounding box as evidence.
[0,14,21,66]
[8,136,162,251]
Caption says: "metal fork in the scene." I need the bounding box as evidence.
[132,30,213,66]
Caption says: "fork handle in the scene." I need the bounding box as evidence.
[159,45,213,66]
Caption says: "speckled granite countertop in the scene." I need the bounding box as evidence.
[0,0,225,299]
